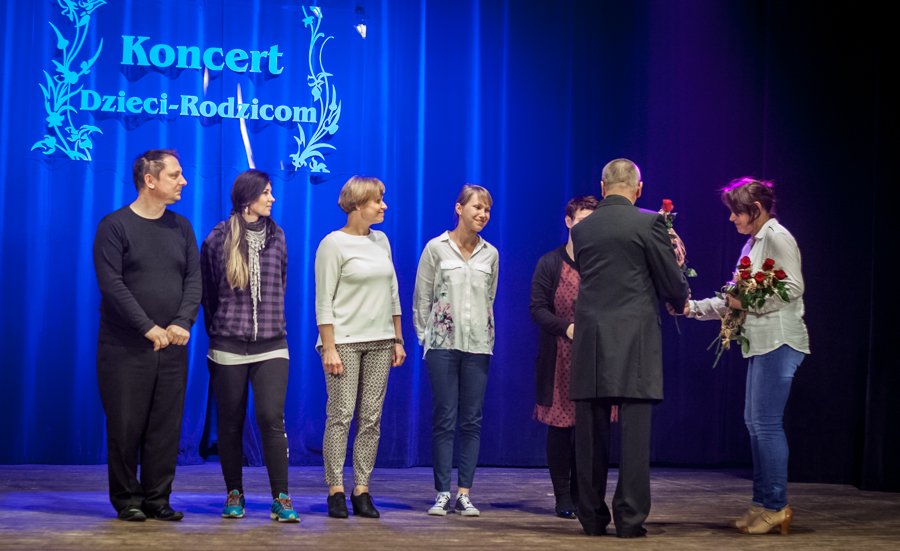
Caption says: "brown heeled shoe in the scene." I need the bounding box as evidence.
[730,506,764,528]
[739,506,792,535]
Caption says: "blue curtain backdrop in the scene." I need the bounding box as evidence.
[2,0,896,491]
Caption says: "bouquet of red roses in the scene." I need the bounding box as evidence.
[709,256,789,368]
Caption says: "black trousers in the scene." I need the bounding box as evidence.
[208,357,290,498]
[575,399,653,536]
[97,342,188,512]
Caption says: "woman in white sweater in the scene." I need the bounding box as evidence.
[314,176,406,519]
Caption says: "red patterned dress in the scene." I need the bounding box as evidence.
[533,261,579,427]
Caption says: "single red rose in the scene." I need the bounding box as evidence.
[774,269,787,280]
[740,270,751,280]
[763,258,775,269]
[740,256,752,268]
[754,271,765,283]
[662,199,674,212]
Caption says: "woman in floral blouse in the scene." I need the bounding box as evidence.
[413,185,499,517]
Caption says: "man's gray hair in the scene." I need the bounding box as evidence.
[601,158,641,189]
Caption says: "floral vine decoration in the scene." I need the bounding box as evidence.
[290,6,342,173]
[708,256,789,368]
[31,0,107,161]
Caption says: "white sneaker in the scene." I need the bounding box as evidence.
[428,493,452,516]
[455,493,480,516]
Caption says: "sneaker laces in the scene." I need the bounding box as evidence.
[433,493,451,507]
[457,494,475,509]
[226,492,243,507]
[275,495,294,510]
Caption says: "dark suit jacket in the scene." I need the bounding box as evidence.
[569,194,690,402]
[529,245,575,407]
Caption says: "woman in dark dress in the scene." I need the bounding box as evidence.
[530,196,618,518]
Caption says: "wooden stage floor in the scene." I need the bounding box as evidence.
[1,464,899,550]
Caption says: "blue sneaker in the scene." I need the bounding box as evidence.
[222,490,245,518]
[271,493,300,523]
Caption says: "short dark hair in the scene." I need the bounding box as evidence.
[565,195,600,219]
[721,177,777,223]
[132,149,179,191]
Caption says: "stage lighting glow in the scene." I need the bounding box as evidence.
[355,23,367,38]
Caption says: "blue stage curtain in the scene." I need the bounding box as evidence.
[2,0,896,491]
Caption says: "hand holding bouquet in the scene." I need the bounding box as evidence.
[710,256,789,367]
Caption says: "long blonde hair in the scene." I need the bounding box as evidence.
[224,169,271,289]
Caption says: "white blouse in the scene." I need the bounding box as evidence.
[689,218,810,358]
[413,232,499,357]
[314,230,401,351]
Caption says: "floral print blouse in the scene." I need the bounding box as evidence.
[413,232,500,356]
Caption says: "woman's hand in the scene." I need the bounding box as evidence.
[322,347,343,375]
[726,295,744,310]
[392,343,406,367]
[566,324,574,340]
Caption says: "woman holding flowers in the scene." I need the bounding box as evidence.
[413,185,499,517]
[669,178,809,535]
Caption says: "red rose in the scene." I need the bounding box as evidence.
[662,199,674,212]
[774,269,787,280]
[740,256,752,268]
[754,271,765,283]
[740,270,751,280]
[763,258,775,270]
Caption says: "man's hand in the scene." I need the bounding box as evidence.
[144,325,170,351]
[322,347,343,375]
[166,325,191,346]
[666,302,689,316]
[566,324,574,340]
[392,343,407,367]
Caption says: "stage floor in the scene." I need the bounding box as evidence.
[1,465,899,550]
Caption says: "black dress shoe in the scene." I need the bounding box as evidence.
[327,492,349,518]
[142,506,184,521]
[350,492,380,518]
[117,507,147,522]
[555,500,577,519]
[616,526,647,538]
[582,526,607,536]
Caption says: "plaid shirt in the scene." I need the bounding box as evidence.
[201,218,287,343]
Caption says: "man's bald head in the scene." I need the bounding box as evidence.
[601,159,641,191]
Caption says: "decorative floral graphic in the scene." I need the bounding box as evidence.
[31,0,106,161]
[430,299,455,349]
[290,6,342,173]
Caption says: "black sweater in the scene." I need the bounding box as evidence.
[93,206,202,347]
[529,245,576,407]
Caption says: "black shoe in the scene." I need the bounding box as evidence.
[350,492,380,518]
[616,526,648,538]
[555,499,577,519]
[327,492,349,518]
[117,507,147,522]
[142,505,184,521]
[582,525,607,536]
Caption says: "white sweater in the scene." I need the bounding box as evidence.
[314,229,401,351]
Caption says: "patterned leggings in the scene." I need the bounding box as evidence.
[322,339,393,487]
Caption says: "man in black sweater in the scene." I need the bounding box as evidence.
[93,149,201,521]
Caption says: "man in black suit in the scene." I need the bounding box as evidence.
[570,158,690,537]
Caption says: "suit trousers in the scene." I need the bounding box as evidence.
[575,398,652,536]
[97,342,188,512]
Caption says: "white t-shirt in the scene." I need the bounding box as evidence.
[314,229,401,351]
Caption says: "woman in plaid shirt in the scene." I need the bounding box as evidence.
[200,169,297,523]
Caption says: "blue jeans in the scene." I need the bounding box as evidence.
[426,349,491,492]
[745,345,805,510]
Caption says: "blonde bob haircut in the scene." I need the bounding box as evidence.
[338,176,386,213]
